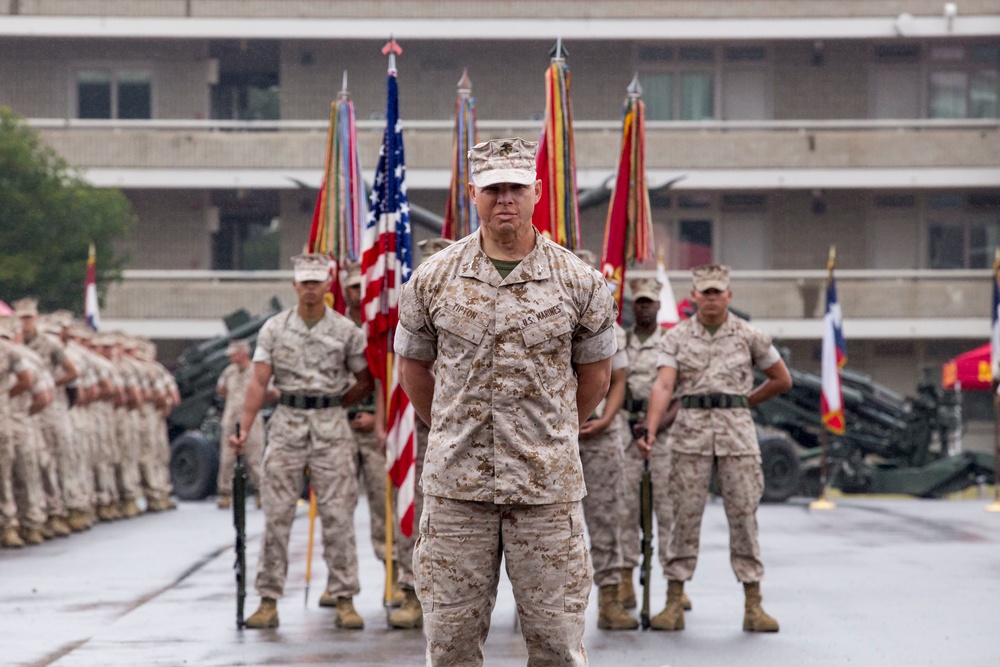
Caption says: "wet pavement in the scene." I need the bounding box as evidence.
[2,493,999,667]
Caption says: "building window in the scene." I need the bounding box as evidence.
[928,44,999,119]
[650,193,716,269]
[77,70,151,119]
[927,193,1000,268]
[638,45,716,121]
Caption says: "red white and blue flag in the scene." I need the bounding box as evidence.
[361,53,416,537]
[821,250,846,434]
[84,243,101,330]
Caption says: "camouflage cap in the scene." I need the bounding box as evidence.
[418,237,455,259]
[468,137,538,188]
[93,332,115,346]
[69,323,94,340]
[13,297,38,317]
[572,249,598,270]
[49,310,75,328]
[692,264,731,292]
[629,277,661,302]
[291,253,330,283]
[343,261,362,288]
[226,338,251,355]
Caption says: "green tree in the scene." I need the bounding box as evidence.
[0,106,133,313]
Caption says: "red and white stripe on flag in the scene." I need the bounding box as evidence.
[820,270,846,434]
[360,66,416,537]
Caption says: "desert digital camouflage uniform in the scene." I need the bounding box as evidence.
[657,314,781,583]
[395,227,617,666]
[9,349,49,533]
[620,325,676,578]
[252,306,368,602]
[89,343,122,515]
[132,347,174,508]
[111,343,144,514]
[216,360,265,496]
[66,337,101,513]
[0,339,31,537]
[579,323,628,588]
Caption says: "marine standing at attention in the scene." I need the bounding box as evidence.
[395,137,617,666]
[640,264,791,633]
[231,253,374,630]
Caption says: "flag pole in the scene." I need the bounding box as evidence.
[987,248,1000,512]
[810,245,837,511]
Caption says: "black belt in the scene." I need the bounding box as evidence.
[680,394,748,409]
[278,393,341,410]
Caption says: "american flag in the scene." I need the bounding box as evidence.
[361,60,416,537]
[821,249,847,435]
[991,251,1000,383]
[84,243,101,330]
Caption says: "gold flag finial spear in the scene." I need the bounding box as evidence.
[827,245,837,273]
[457,67,472,97]
[993,247,1000,275]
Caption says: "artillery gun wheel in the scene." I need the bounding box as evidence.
[170,431,220,500]
[759,435,802,503]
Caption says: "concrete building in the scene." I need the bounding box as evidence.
[1,1,998,418]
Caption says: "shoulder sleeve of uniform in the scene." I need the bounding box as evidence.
[657,327,680,369]
[345,324,369,374]
[571,275,618,365]
[746,323,779,368]
[610,323,628,370]
[395,279,437,361]
[252,316,278,365]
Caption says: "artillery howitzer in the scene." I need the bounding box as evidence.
[752,359,994,502]
[167,297,282,500]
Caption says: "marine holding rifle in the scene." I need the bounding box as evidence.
[639,264,791,633]
[230,253,374,630]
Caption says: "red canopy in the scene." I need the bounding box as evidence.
[942,343,991,390]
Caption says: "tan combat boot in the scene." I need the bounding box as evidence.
[334,597,364,629]
[67,509,90,532]
[1,526,25,548]
[389,562,406,607]
[253,491,262,510]
[618,568,636,609]
[245,597,279,629]
[649,580,686,631]
[96,504,115,521]
[121,499,141,518]
[47,516,71,537]
[743,582,779,632]
[318,590,336,608]
[217,495,231,510]
[20,526,45,546]
[681,591,693,611]
[597,584,639,630]
[388,588,423,629]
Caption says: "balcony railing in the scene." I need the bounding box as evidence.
[31,118,1000,174]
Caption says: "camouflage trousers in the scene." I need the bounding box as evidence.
[92,403,120,507]
[415,496,591,667]
[395,418,428,590]
[69,406,98,507]
[217,414,264,496]
[34,407,67,519]
[664,452,765,583]
[0,429,20,529]
[113,407,143,503]
[352,426,389,562]
[138,406,173,503]
[7,415,46,529]
[255,430,359,601]
[579,418,625,587]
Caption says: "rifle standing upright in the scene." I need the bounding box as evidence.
[233,424,247,630]
[638,434,653,630]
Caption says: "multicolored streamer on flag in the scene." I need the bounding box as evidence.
[533,40,580,249]
[821,246,847,435]
[602,74,653,320]
[84,243,101,330]
[307,71,366,314]
[361,47,416,539]
[443,68,478,240]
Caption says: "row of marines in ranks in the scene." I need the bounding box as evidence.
[0,298,177,549]
[220,234,780,636]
